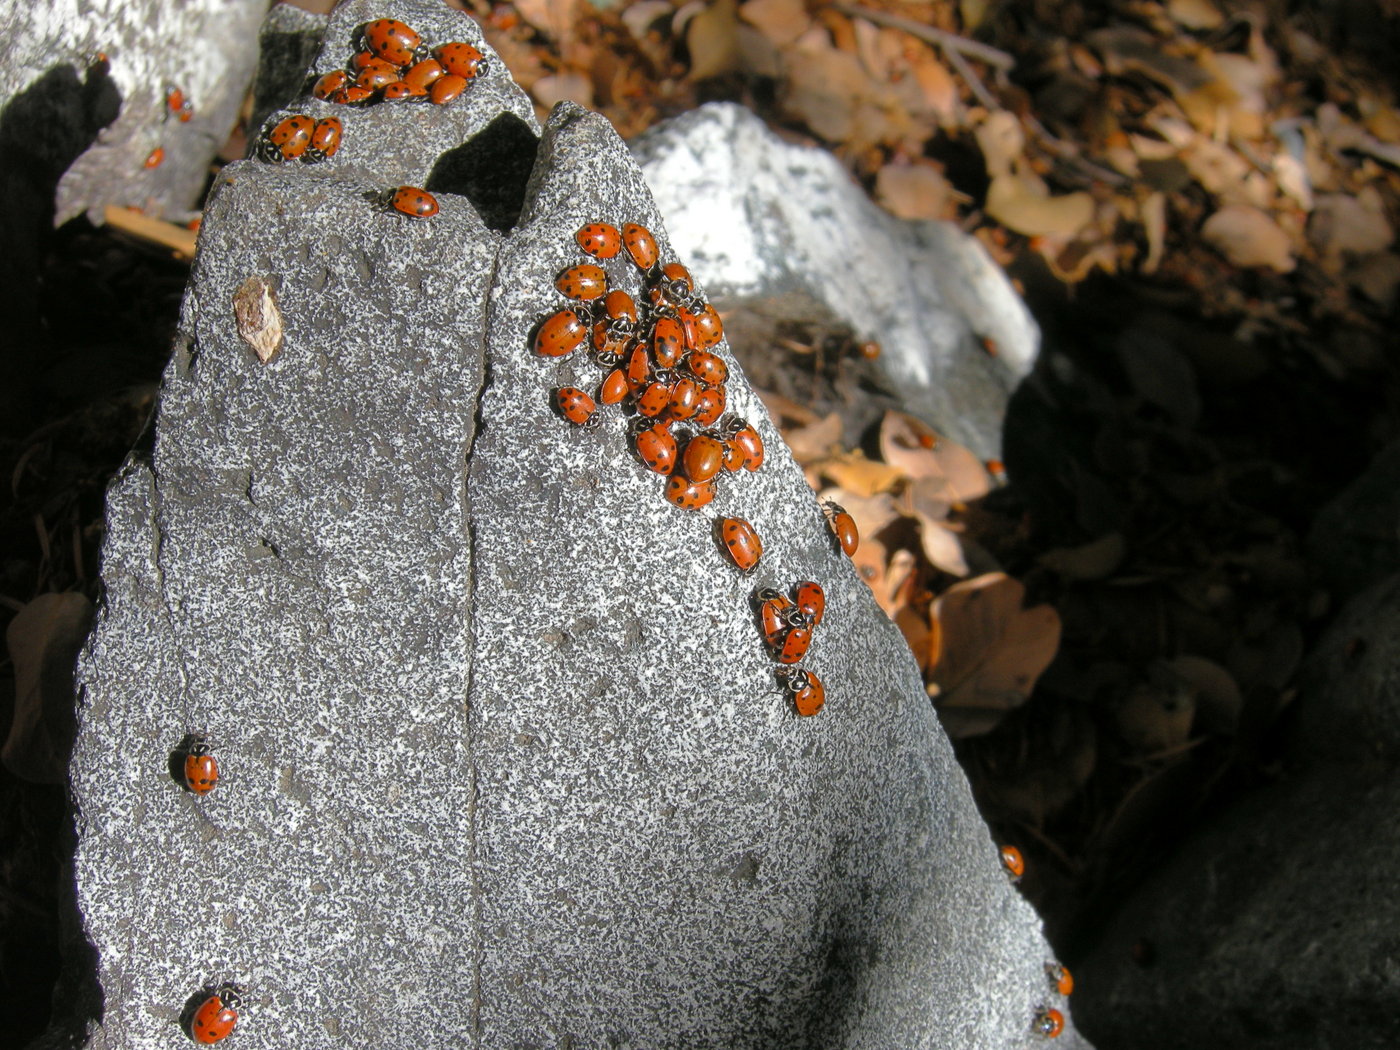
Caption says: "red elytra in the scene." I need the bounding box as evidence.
[554,387,597,427]
[435,41,487,79]
[307,118,342,160]
[313,70,349,99]
[693,386,726,428]
[831,509,858,556]
[660,261,693,296]
[782,668,826,716]
[601,289,638,327]
[576,222,622,259]
[144,146,164,168]
[190,985,242,1044]
[636,381,670,418]
[355,60,400,91]
[622,223,659,270]
[555,263,607,301]
[681,434,725,483]
[1046,963,1073,997]
[381,81,423,100]
[390,186,438,218]
[182,736,218,795]
[680,303,724,350]
[773,625,812,664]
[729,423,764,471]
[624,344,651,394]
[362,18,421,66]
[265,114,314,161]
[722,439,746,472]
[664,473,714,510]
[1033,1007,1064,1038]
[633,422,677,474]
[760,593,795,646]
[591,320,630,359]
[687,350,727,386]
[429,73,467,105]
[718,517,762,573]
[350,49,380,71]
[535,309,586,357]
[598,368,629,405]
[666,377,700,422]
[330,84,374,105]
[402,57,444,92]
[794,581,825,628]
[651,316,686,368]
[166,87,192,122]
[1000,844,1025,879]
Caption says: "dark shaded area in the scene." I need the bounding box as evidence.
[427,111,539,231]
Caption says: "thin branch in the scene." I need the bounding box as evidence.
[833,4,1016,71]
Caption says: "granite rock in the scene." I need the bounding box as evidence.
[1306,436,1400,601]
[632,103,1038,461]
[64,3,1082,1046]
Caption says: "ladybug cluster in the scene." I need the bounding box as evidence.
[312,19,487,106]
[258,114,342,164]
[753,581,828,715]
[535,220,763,514]
[1031,961,1073,1038]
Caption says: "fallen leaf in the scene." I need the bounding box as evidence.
[1116,679,1195,754]
[879,411,991,501]
[919,518,970,577]
[784,412,844,464]
[1168,0,1223,30]
[986,175,1095,237]
[514,0,580,45]
[975,110,1024,180]
[1200,204,1296,272]
[930,573,1062,738]
[819,450,905,497]
[532,72,594,110]
[739,0,809,47]
[783,30,876,143]
[1163,655,1241,734]
[1038,532,1126,581]
[894,604,932,671]
[876,161,954,220]
[1308,191,1394,258]
[687,0,743,79]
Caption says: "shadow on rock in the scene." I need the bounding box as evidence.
[427,111,537,232]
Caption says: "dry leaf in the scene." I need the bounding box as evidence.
[1116,679,1195,754]
[975,110,1024,180]
[514,0,580,45]
[622,1,673,42]
[1141,191,1167,274]
[894,604,932,671]
[532,72,594,109]
[1201,204,1296,272]
[1164,655,1241,734]
[819,450,905,497]
[850,536,893,613]
[876,162,954,221]
[784,412,844,464]
[687,0,743,79]
[879,411,991,502]
[783,31,881,143]
[1038,532,1126,581]
[5,592,94,783]
[986,175,1095,238]
[1168,0,1223,29]
[1308,192,1394,257]
[919,518,970,577]
[740,0,809,47]
[233,276,283,363]
[930,574,1063,738]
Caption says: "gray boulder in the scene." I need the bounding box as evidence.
[64,2,1081,1046]
[632,103,1038,461]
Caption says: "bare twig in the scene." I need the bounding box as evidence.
[103,205,198,260]
[833,4,1016,71]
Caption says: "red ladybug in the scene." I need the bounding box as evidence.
[686,349,727,386]
[355,58,400,91]
[758,591,797,646]
[306,118,342,161]
[576,222,622,259]
[362,18,422,66]
[718,517,762,573]
[1000,844,1025,881]
[1045,963,1073,997]
[774,625,813,664]
[388,186,438,218]
[778,667,826,716]
[636,381,671,418]
[693,386,726,428]
[822,500,859,557]
[651,316,685,368]
[535,309,586,357]
[664,473,715,510]
[329,84,374,105]
[625,344,652,395]
[430,73,468,105]
[681,434,725,483]
[554,387,598,428]
[655,261,694,303]
[601,289,638,328]
[143,146,165,169]
[166,86,193,122]
[435,42,488,79]
[598,368,629,405]
[190,983,243,1044]
[1033,1007,1064,1038]
[666,376,700,421]
[402,57,445,92]
[794,581,825,628]
[727,420,764,471]
[313,70,349,99]
[182,735,219,795]
[590,321,631,361]
[680,303,724,350]
[622,223,659,271]
[632,420,677,474]
[381,81,423,100]
[722,438,746,473]
[555,263,607,301]
[262,115,315,162]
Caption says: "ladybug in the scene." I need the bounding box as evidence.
[664,473,715,510]
[624,343,652,394]
[329,84,374,105]
[859,340,881,359]
[535,309,587,357]
[1032,1007,1064,1038]
[402,57,445,92]
[182,735,219,795]
[794,581,825,628]
[554,387,598,428]
[591,321,632,361]
[381,82,422,100]
[686,349,727,386]
[387,186,438,218]
[666,376,700,421]
[778,667,826,717]
[632,419,677,474]
[774,625,813,664]
[601,289,638,329]
[306,117,342,161]
[693,386,726,428]
[354,58,400,91]
[190,983,243,1044]
[435,41,488,79]
[430,73,468,105]
[717,517,762,573]
[680,303,724,350]
[1000,844,1025,881]
[986,458,1008,484]
[598,368,629,405]
[361,18,422,67]
[651,316,686,368]
[350,49,379,71]
[166,86,193,122]
[622,222,659,271]
[576,222,622,259]
[262,114,314,162]
[657,262,694,302]
[144,146,164,168]
[758,590,798,646]
[822,500,859,557]
[555,263,608,301]
[727,420,764,471]
[636,381,671,418]
[681,433,725,483]
[722,438,746,473]
[1045,963,1073,997]
[312,70,349,99]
